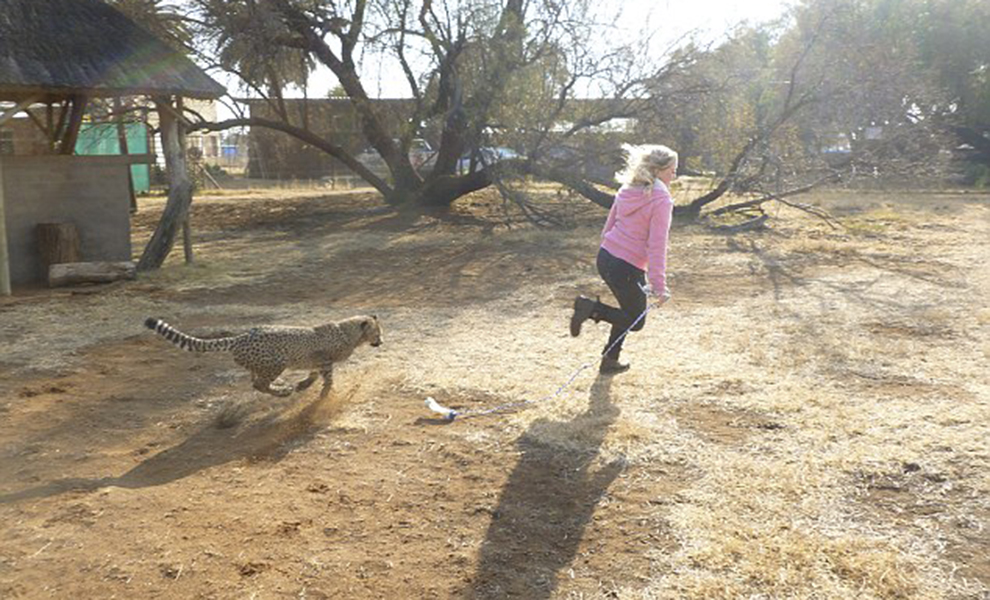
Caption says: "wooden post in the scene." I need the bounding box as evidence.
[51,100,70,153]
[182,218,193,264]
[0,158,10,296]
[114,98,137,213]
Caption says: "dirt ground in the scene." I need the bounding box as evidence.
[1,184,988,599]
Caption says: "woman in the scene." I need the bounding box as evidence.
[570,144,676,374]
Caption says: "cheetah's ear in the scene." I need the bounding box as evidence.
[361,318,372,331]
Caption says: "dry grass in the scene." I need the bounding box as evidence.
[1,186,987,599]
[393,189,990,599]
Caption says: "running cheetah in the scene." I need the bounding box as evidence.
[144,315,383,398]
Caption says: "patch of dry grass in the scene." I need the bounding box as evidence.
[2,187,988,598]
[395,252,988,597]
[784,236,863,257]
[839,204,926,236]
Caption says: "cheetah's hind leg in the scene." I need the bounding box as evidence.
[296,371,319,392]
[318,363,334,400]
[251,368,294,397]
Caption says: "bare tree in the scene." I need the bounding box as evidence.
[181,0,706,211]
[657,0,957,228]
[138,96,195,271]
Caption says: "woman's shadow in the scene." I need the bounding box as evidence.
[468,374,623,599]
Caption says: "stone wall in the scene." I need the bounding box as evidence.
[0,155,131,285]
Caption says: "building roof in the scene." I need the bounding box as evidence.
[0,0,225,100]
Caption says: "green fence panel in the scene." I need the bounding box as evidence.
[76,123,150,193]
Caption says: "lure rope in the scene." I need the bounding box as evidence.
[425,285,658,421]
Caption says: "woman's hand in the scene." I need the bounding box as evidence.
[640,283,671,304]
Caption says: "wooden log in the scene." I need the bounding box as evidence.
[708,214,770,234]
[49,261,136,287]
[36,222,82,274]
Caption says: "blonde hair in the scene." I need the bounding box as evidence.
[615,143,678,187]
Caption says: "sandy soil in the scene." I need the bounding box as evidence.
[0,185,988,599]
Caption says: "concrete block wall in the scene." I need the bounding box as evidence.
[0,155,132,285]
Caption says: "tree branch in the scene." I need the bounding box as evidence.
[188,116,392,195]
[709,175,841,229]
[519,161,613,208]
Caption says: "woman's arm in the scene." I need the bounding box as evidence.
[601,200,618,240]
[645,195,673,295]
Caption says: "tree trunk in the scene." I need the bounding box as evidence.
[36,222,82,275]
[411,170,494,207]
[522,161,613,208]
[49,261,136,287]
[138,96,193,271]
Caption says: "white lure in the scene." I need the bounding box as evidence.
[424,396,458,421]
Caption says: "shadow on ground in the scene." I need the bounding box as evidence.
[467,375,624,599]
[137,193,597,309]
[0,392,344,505]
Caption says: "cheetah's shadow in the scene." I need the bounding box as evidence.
[0,388,353,504]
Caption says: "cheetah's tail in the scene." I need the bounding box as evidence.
[144,317,238,352]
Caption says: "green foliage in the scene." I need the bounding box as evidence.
[699,0,983,184]
[205,163,227,177]
[197,0,314,92]
[106,0,193,52]
[966,164,990,188]
[913,0,990,126]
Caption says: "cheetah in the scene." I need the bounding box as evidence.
[144,315,383,399]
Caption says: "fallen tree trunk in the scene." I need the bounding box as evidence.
[705,214,770,234]
[49,261,136,287]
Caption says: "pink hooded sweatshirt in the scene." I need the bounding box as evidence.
[600,181,673,294]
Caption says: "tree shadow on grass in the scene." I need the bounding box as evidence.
[467,374,623,599]
[724,235,964,307]
[157,192,594,309]
[0,391,345,505]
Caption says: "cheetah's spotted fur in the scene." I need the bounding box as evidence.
[144,315,383,398]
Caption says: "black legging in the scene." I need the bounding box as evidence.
[595,247,647,359]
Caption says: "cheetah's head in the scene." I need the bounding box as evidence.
[361,315,383,347]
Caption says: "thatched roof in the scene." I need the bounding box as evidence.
[0,0,225,100]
